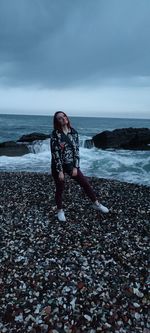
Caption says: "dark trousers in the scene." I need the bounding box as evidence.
[52,168,97,209]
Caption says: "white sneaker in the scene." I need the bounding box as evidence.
[92,202,109,214]
[57,209,66,222]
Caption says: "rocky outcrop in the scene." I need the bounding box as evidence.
[17,132,50,142]
[0,141,29,157]
[1,128,150,156]
[93,128,150,150]
[0,132,51,156]
[84,139,94,148]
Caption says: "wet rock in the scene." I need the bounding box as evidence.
[17,132,50,142]
[0,141,29,156]
[84,139,94,149]
[93,127,150,150]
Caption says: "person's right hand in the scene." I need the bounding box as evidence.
[58,171,64,181]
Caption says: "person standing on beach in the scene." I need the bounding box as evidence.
[50,111,109,222]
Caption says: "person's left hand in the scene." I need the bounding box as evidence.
[72,167,78,177]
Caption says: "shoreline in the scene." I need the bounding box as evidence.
[0,172,149,332]
[0,170,150,188]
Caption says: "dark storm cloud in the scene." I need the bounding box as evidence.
[0,0,150,88]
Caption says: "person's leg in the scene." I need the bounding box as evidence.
[52,171,64,209]
[52,170,66,221]
[71,168,97,202]
[71,169,109,213]
[54,177,65,209]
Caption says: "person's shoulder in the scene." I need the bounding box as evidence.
[51,129,57,137]
[51,130,57,141]
[51,130,62,141]
[71,127,78,134]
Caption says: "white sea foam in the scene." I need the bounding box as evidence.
[0,136,149,186]
[28,139,50,154]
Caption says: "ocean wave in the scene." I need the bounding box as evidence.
[0,137,149,186]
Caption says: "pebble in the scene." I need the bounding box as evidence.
[0,172,149,332]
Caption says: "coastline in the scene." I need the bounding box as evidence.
[0,172,149,332]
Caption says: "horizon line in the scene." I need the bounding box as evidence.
[0,112,150,121]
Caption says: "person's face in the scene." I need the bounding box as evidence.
[56,112,68,126]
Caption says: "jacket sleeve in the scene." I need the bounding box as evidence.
[73,131,80,168]
[50,131,63,173]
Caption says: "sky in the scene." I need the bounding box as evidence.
[0,0,150,118]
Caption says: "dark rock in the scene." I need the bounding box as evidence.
[84,139,94,148]
[93,127,150,150]
[17,132,50,142]
[0,141,29,156]
[0,132,51,156]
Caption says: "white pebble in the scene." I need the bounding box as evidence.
[15,313,23,322]
[84,314,92,321]
[135,312,141,320]
[133,288,144,297]
[133,302,140,308]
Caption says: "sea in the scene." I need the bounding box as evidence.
[0,114,150,186]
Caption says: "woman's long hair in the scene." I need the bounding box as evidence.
[53,111,71,131]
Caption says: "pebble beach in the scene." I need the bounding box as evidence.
[0,172,149,333]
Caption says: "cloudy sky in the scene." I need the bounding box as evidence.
[0,0,150,118]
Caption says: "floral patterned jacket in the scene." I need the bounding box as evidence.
[50,128,80,173]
